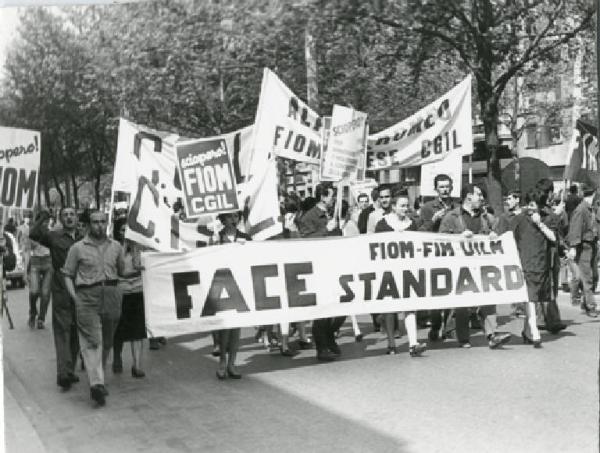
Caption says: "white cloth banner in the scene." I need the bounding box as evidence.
[0,127,40,209]
[252,68,322,165]
[112,119,281,251]
[142,231,527,336]
[367,76,473,170]
[321,105,367,181]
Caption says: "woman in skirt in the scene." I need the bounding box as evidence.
[112,218,147,377]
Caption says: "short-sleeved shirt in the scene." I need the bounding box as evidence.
[62,235,125,287]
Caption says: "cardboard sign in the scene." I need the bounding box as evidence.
[322,105,368,181]
[176,138,239,217]
[0,127,40,209]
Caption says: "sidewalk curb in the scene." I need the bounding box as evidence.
[4,355,67,453]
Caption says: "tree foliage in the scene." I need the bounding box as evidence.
[0,0,593,209]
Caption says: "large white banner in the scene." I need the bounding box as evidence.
[112,119,281,251]
[142,231,527,336]
[0,127,40,209]
[367,76,473,170]
[252,68,322,165]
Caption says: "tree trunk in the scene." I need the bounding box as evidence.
[43,181,51,208]
[64,178,72,207]
[52,174,65,207]
[94,171,102,210]
[482,98,503,214]
[70,173,79,209]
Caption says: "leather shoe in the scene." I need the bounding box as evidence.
[57,376,72,391]
[280,347,299,357]
[67,373,79,384]
[409,343,427,357]
[297,339,313,350]
[317,350,336,361]
[328,343,341,357]
[131,367,145,378]
[149,339,160,350]
[90,385,106,406]
[489,333,511,349]
[227,368,242,379]
[355,334,363,343]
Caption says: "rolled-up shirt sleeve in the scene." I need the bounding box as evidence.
[61,245,79,279]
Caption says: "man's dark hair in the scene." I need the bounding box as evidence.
[315,183,334,201]
[113,217,127,241]
[535,178,554,195]
[569,184,579,195]
[377,184,391,195]
[371,187,379,202]
[433,174,453,189]
[460,183,480,202]
[357,193,369,203]
[507,190,521,200]
[525,189,547,208]
[59,206,77,218]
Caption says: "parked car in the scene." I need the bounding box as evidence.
[3,231,25,288]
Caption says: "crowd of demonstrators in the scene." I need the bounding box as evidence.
[6,172,600,407]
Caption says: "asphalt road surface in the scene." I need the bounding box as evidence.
[3,286,599,452]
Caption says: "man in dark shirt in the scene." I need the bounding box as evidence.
[420,174,457,340]
[535,178,568,331]
[439,184,512,349]
[419,174,456,233]
[494,191,521,235]
[297,183,342,361]
[565,184,582,220]
[357,188,378,234]
[567,185,599,317]
[29,207,82,391]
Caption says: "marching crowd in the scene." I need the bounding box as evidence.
[1,172,597,407]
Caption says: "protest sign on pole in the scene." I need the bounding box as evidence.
[252,68,322,165]
[0,127,40,210]
[319,116,337,182]
[142,231,527,336]
[367,75,473,170]
[112,119,281,251]
[321,105,368,181]
[175,138,239,218]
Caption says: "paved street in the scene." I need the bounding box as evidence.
[2,286,599,453]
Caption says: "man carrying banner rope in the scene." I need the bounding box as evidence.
[439,184,512,349]
[420,174,457,341]
[297,182,344,362]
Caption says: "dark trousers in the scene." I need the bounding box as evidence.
[572,243,597,310]
[312,317,346,353]
[52,288,79,380]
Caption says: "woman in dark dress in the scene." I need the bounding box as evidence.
[215,212,250,379]
[374,191,427,357]
[513,189,556,348]
[112,219,147,377]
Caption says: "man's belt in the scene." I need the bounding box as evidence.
[76,279,119,290]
